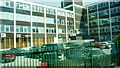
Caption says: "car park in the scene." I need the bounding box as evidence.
[9,48,28,56]
[38,41,111,67]
[65,41,112,67]
[1,50,16,63]
[40,43,65,67]
[25,46,42,59]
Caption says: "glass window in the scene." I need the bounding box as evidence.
[50,9,55,15]
[118,16,120,22]
[28,26,31,32]
[98,3,101,8]
[24,26,27,32]
[52,29,54,33]
[32,28,36,32]
[32,6,35,11]
[113,8,116,13]
[6,26,9,32]
[61,19,65,25]
[1,25,5,32]
[54,28,56,33]
[110,8,113,14]
[105,2,108,6]
[10,1,14,7]
[22,4,26,10]
[20,26,23,32]
[21,3,30,10]
[6,1,9,7]
[39,7,44,12]
[67,20,70,25]
[42,7,44,12]
[36,6,39,12]
[41,27,44,33]
[16,3,19,8]
[49,28,51,33]
[26,4,30,10]
[46,8,50,14]
[10,25,14,32]
[118,7,120,12]
[19,3,23,9]
[46,29,48,33]
[113,17,117,22]
[16,26,19,32]
[0,25,1,32]
[36,28,38,33]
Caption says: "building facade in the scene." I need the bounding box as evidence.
[0,0,75,49]
[61,0,84,34]
[81,1,120,41]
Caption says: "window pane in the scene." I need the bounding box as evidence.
[1,25,4,32]
[6,27,9,32]
[20,26,23,32]
[28,26,31,32]
[6,1,9,7]
[16,27,19,32]
[10,25,14,32]
[10,1,14,7]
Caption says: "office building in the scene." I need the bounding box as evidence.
[61,0,84,34]
[0,0,75,49]
[81,1,120,41]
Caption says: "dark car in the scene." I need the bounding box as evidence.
[9,48,27,56]
[1,50,16,63]
[25,46,42,59]
[40,44,65,67]
[65,41,112,67]
[29,46,41,52]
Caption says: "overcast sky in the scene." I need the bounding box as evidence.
[84,0,101,5]
[25,0,102,7]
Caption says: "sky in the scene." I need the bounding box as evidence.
[84,0,101,6]
[25,0,102,7]
[41,0,102,7]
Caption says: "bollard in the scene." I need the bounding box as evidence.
[41,62,47,68]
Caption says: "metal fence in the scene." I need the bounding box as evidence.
[0,43,119,68]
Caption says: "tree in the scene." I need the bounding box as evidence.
[113,33,120,66]
[113,33,120,43]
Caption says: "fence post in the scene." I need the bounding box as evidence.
[0,51,2,68]
[90,42,93,68]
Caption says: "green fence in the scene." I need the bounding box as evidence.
[1,43,117,68]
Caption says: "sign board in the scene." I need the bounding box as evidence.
[25,35,28,37]
[1,33,6,37]
[17,34,21,38]
[25,35,31,37]
[54,37,58,43]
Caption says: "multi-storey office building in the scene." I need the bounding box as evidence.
[82,1,120,41]
[61,0,84,34]
[0,0,75,49]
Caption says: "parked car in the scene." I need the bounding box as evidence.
[100,41,114,49]
[1,50,16,63]
[40,43,65,67]
[9,48,28,56]
[38,42,111,67]
[65,41,112,67]
[29,46,41,52]
[25,46,42,59]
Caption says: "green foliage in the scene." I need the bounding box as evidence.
[113,33,120,43]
